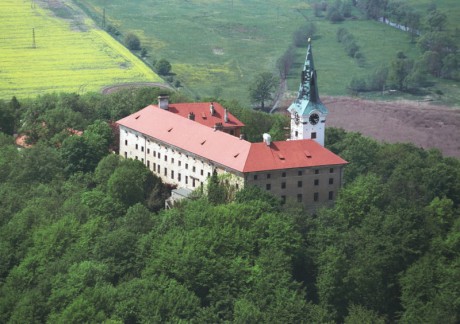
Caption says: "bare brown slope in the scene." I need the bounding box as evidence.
[323,96,460,157]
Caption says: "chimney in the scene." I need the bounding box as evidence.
[158,96,169,110]
[224,109,229,123]
[263,133,272,146]
[210,102,215,116]
[188,112,195,121]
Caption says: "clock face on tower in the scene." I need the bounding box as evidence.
[309,113,319,125]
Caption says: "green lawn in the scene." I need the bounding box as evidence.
[76,0,459,106]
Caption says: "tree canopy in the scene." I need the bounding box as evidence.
[0,90,458,323]
[248,72,277,110]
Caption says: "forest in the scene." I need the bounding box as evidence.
[0,89,459,323]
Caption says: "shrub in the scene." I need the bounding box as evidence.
[293,23,317,47]
[337,27,349,42]
[125,33,141,51]
[106,24,120,36]
[349,77,367,93]
[155,59,172,75]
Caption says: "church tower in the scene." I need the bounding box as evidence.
[288,39,328,146]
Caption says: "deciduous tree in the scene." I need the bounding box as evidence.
[249,72,277,110]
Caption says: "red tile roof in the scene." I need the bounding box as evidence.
[117,105,347,173]
[117,106,251,172]
[243,139,348,172]
[157,102,244,129]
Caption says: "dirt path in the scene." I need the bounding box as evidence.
[101,82,173,95]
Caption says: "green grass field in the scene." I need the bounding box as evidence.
[77,0,459,106]
[0,0,162,100]
[77,0,311,102]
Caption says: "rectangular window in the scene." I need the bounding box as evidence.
[141,158,144,163]
[329,178,334,185]
[267,173,271,179]
[330,168,334,173]
[298,170,303,176]
[125,140,128,145]
[295,131,298,137]
[171,170,174,179]
[281,195,286,204]
[153,162,156,171]
[193,166,196,173]
[136,144,139,150]
[311,132,317,139]
[147,148,150,154]
[281,182,286,189]
[201,170,204,176]
[282,172,286,177]
[178,173,181,181]
[314,179,319,186]
[297,194,302,203]
[124,152,127,158]
[298,181,302,188]
[153,151,156,157]
[207,172,211,178]
[185,163,188,170]
[178,161,182,167]
[158,153,161,159]
[164,168,167,176]
[164,155,167,162]
[315,169,319,174]
[185,176,188,184]
[329,191,334,200]
[157,164,160,172]
[141,146,144,152]
[314,192,319,202]
[193,179,196,188]
[254,175,258,180]
[266,183,271,190]
[135,156,138,160]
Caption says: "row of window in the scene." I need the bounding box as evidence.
[280,191,334,204]
[125,140,212,176]
[253,168,334,180]
[265,178,334,190]
[294,131,317,139]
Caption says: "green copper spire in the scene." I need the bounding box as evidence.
[288,38,328,117]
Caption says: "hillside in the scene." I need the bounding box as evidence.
[75,0,459,106]
[0,0,162,100]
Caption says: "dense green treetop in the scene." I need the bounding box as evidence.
[0,90,458,322]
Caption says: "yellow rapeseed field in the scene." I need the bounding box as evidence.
[0,0,163,100]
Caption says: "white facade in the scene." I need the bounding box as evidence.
[119,125,244,191]
[290,110,326,146]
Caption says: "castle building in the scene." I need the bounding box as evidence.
[116,40,347,209]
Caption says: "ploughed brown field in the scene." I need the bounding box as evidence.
[322,96,460,158]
